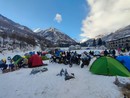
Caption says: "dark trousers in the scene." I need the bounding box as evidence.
[0,64,7,70]
[81,59,90,68]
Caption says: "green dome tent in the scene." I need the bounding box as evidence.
[12,55,23,66]
[12,55,22,62]
[90,56,130,77]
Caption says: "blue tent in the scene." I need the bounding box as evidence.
[55,51,61,57]
[116,56,130,71]
[29,51,35,56]
[59,50,64,52]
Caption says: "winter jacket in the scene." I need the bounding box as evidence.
[0,60,7,68]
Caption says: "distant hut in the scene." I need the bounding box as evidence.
[75,45,81,50]
[99,45,107,50]
[69,45,76,51]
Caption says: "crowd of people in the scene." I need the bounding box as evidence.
[50,50,92,68]
[0,48,129,73]
[0,57,26,73]
[49,48,129,68]
[0,52,45,73]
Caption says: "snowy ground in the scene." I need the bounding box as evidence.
[0,48,130,98]
[0,59,127,98]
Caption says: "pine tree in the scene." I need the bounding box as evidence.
[97,38,102,46]
[93,39,96,46]
[102,41,106,46]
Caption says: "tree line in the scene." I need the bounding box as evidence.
[80,38,106,47]
[0,32,36,50]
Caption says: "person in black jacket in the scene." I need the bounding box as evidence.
[104,49,108,56]
[112,49,116,58]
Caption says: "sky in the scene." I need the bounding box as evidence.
[0,0,88,42]
[0,0,130,42]
[81,0,130,42]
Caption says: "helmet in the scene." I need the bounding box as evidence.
[22,56,26,58]
[1,58,6,63]
[7,56,11,60]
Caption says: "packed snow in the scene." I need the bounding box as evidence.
[0,49,129,98]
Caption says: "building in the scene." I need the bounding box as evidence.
[75,45,81,50]
[69,45,76,51]
[106,35,130,49]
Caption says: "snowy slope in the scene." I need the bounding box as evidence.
[83,24,130,44]
[99,25,130,41]
[0,14,33,34]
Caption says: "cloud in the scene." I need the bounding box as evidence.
[80,0,130,40]
[54,13,62,23]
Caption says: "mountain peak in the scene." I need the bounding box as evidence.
[34,28,42,33]
[48,27,55,32]
[35,27,76,45]
[46,27,60,33]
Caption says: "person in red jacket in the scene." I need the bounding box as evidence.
[28,54,43,68]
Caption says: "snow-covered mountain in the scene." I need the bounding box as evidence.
[0,14,55,50]
[34,28,42,33]
[83,25,130,45]
[0,14,39,51]
[94,25,130,41]
[35,27,76,45]
[0,14,33,34]
[102,25,130,41]
[0,14,77,49]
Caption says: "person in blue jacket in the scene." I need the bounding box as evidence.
[0,59,8,72]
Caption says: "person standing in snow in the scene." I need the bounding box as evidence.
[104,49,109,56]
[112,49,116,58]
[69,52,75,67]
[7,57,14,71]
[0,59,8,72]
[80,52,91,68]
